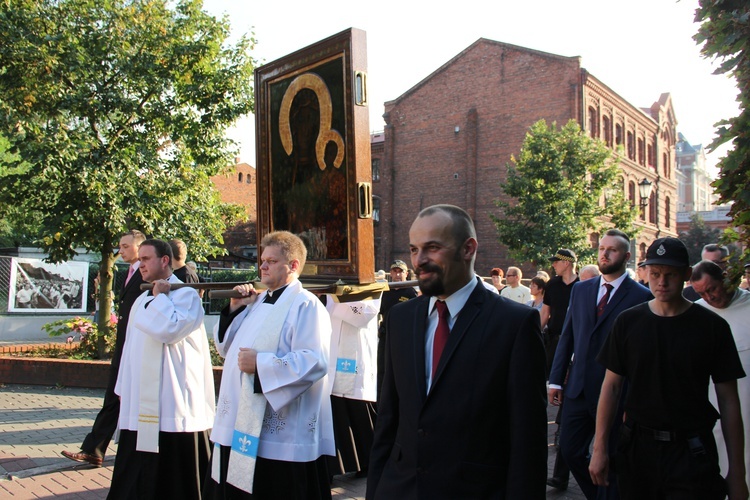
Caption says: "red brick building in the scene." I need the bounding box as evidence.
[371,38,678,275]
[210,160,258,264]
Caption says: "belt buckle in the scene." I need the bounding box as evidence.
[653,430,672,441]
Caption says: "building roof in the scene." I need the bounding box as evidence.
[385,38,581,107]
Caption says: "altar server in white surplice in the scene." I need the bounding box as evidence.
[203,231,334,500]
[108,238,215,500]
[325,293,381,477]
[691,259,750,489]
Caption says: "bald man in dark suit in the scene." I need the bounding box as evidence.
[368,205,547,500]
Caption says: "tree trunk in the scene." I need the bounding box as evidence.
[97,241,116,359]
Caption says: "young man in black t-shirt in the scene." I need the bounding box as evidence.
[590,237,747,500]
[541,249,579,375]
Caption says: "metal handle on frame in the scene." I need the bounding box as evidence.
[358,182,372,218]
[354,71,367,106]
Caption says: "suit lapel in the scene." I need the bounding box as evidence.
[594,276,632,327]
[584,278,600,326]
[413,297,429,403]
[124,268,143,294]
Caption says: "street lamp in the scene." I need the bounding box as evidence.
[638,178,653,207]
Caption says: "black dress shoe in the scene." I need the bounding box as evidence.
[546,477,568,490]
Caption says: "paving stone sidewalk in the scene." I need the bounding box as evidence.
[0,384,583,499]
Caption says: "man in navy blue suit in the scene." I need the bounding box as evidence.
[548,228,651,499]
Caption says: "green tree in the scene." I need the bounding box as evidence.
[694,1,750,256]
[0,133,37,247]
[0,0,255,355]
[678,213,721,265]
[491,120,638,268]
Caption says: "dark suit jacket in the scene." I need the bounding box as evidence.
[112,267,144,370]
[549,275,651,399]
[368,278,547,499]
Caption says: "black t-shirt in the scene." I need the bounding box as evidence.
[598,302,745,430]
[542,276,579,336]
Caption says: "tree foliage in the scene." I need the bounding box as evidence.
[678,213,722,265]
[0,0,256,352]
[694,1,750,253]
[491,120,639,268]
[0,132,37,246]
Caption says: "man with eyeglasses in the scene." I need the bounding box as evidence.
[500,266,531,304]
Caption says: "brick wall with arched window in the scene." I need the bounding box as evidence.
[648,191,657,223]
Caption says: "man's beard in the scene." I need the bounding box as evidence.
[599,253,628,275]
[416,264,445,297]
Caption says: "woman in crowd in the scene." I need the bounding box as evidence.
[489,268,506,293]
[526,276,547,311]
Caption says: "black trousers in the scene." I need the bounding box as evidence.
[616,423,727,500]
[560,394,621,499]
[107,429,211,500]
[327,396,375,475]
[544,331,561,378]
[202,444,331,500]
[80,350,121,458]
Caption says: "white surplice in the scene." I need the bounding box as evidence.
[325,295,381,402]
[115,274,216,434]
[697,288,750,487]
[211,279,335,462]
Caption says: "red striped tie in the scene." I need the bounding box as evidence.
[432,300,451,377]
[597,283,613,317]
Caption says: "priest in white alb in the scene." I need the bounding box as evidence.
[108,238,215,500]
[203,230,334,500]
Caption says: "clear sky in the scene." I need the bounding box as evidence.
[203,0,739,175]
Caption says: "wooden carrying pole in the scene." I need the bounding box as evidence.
[140,280,419,302]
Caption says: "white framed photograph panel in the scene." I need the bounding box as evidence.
[9,258,89,313]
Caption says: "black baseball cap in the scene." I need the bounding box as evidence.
[642,237,690,268]
[549,249,577,263]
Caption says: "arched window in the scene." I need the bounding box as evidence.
[649,192,657,223]
[663,152,671,178]
[647,143,655,168]
[589,232,600,249]
[627,132,635,160]
[372,196,381,224]
[602,116,612,147]
[628,181,636,208]
[640,242,647,261]
[247,174,252,184]
[238,172,243,183]
[588,107,598,138]
[372,158,381,182]
[637,138,645,165]
[665,197,671,228]
[616,124,623,146]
